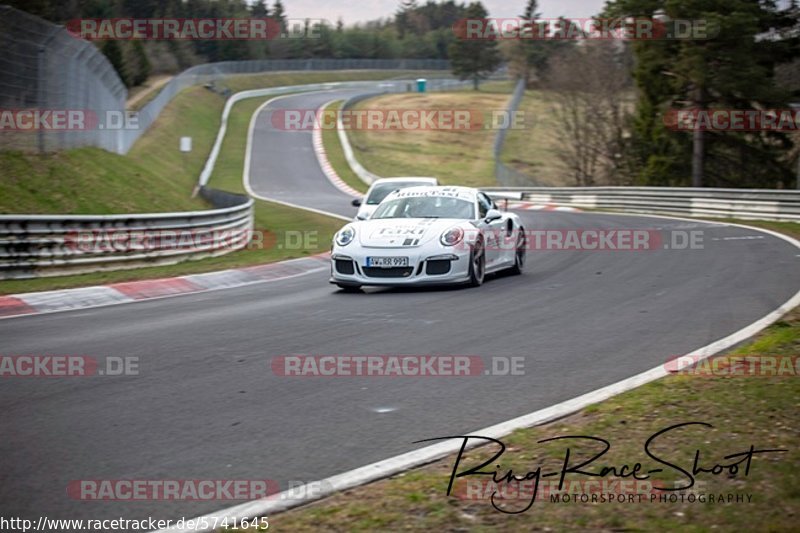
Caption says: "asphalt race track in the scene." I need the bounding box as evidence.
[2,85,799,528]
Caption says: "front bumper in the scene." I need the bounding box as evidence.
[330,248,471,286]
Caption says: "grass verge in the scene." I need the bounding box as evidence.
[319,101,369,195]
[346,90,513,188]
[705,219,800,241]
[230,305,799,532]
[500,89,568,187]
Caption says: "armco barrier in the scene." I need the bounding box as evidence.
[0,187,253,280]
[482,186,800,221]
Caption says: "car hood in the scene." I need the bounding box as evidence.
[356,218,463,248]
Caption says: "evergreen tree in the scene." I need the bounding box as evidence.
[130,41,151,86]
[448,2,502,89]
[273,0,287,32]
[251,0,268,18]
[101,40,131,87]
[607,0,799,187]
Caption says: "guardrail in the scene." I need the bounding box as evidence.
[482,186,800,222]
[0,188,253,280]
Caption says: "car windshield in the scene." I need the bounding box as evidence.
[365,182,428,205]
[371,195,475,219]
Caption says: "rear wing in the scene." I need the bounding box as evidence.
[484,191,522,211]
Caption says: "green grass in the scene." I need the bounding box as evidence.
[500,89,568,187]
[319,100,369,194]
[0,87,222,214]
[229,306,800,532]
[346,91,513,187]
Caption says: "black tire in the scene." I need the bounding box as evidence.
[336,283,362,292]
[508,228,526,275]
[468,237,485,287]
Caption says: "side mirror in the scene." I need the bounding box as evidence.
[484,209,503,223]
[356,213,369,220]
[351,198,362,207]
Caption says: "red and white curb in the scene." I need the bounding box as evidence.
[506,200,580,212]
[311,104,363,198]
[0,254,330,319]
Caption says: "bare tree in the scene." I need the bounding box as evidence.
[544,41,633,186]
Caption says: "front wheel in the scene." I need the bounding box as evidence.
[468,238,485,287]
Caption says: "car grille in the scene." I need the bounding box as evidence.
[363,266,414,278]
[425,259,451,275]
[334,259,355,275]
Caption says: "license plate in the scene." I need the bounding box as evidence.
[366,256,409,268]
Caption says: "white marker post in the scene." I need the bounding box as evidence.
[181,136,197,197]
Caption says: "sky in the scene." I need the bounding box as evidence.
[278,0,610,26]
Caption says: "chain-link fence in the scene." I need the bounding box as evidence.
[0,5,128,153]
[493,78,542,187]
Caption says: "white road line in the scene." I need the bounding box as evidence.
[311,99,363,198]
[155,215,800,533]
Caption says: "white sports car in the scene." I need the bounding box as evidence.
[330,186,526,290]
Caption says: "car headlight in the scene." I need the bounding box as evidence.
[440,227,464,246]
[335,226,356,246]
